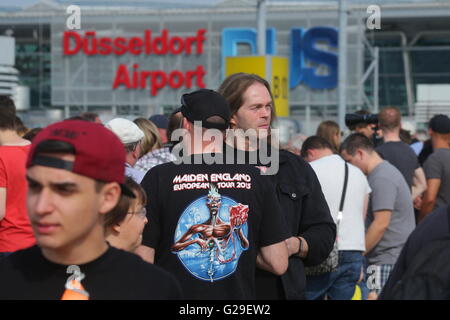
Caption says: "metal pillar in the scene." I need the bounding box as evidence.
[360,32,380,114]
[257,0,266,56]
[305,105,311,135]
[367,31,413,115]
[373,47,379,113]
[338,0,348,129]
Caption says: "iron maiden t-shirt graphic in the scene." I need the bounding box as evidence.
[142,160,289,299]
[171,184,249,282]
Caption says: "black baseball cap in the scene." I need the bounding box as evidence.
[148,114,169,130]
[180,89,230,130]
[429,114,450,134]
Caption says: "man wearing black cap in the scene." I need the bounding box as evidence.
[140,88,289,299]
[419,114,450,221]
[0,120,182,299]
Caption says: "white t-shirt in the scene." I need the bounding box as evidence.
[310,154,371,251]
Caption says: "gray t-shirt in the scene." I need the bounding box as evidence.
[423,148,450,209]
[366,161,415,265]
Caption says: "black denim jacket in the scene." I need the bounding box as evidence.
[223,144,336,299]
[264,150,336,299]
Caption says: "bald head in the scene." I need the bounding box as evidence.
[379,107,401,132]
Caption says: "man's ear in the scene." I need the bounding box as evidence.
[357,148,365,160]
[112,223,121,234]
[182,118,191,130]
[305,149,315,162]
[98,182,121,216]
[229,114,238,129]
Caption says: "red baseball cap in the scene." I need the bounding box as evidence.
[26,120,135,198]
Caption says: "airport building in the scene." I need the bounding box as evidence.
[1,0,449,134]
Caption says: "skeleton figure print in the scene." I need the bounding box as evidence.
[171,183,249,282]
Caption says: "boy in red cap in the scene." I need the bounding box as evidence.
[0,120,181,300]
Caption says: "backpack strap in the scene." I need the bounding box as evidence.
[336,162,349,228]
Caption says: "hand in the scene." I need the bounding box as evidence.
[229,204,249,228]
[233,217,244,228]
[197,239,209,251]
[285,237,309,258]
[368,291,378,300]
[413,195,422,210]
[285,237,299,256]
[358,265,364,284]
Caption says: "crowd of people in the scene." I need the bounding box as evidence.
[0,72,449,300]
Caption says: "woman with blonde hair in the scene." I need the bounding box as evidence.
[133,117,163,173]
[316,120,341,153]
[133,118,162,156]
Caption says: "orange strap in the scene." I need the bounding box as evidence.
[60,280,89,300]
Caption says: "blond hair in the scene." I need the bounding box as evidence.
[316,120,340,153]
[133,118,162,155]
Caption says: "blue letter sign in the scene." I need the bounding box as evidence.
[222,26,338,90]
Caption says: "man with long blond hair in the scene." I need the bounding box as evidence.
[218,73,335,300]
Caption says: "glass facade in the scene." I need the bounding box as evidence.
[411,37,450,86]
[0,2,449,120]
[0,24,51,109]
[47,11,363,116]
[365,24,450,115]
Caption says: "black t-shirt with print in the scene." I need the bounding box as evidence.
[0,245,182,300]
[141,155,289,300]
